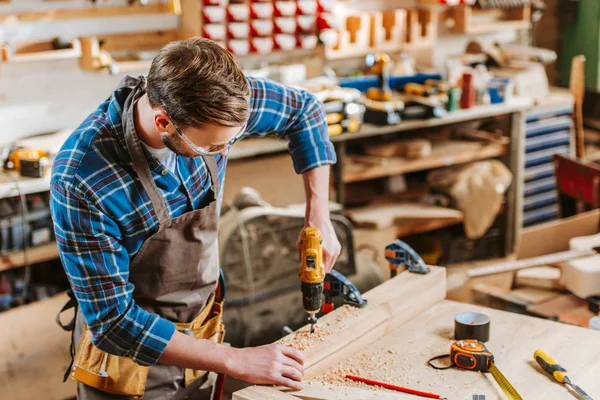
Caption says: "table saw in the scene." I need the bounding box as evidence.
[233,267,600,400]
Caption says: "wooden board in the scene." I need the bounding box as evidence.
[0,292,76,400]
[235,300,600,399]
[276,267,446,381]
[515,267,566,290]
[343,140,507,183]
[345,203,463,230]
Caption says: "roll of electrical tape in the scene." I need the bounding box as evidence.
[455,312,490,342]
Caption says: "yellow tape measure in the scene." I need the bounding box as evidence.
[448,340,523,400]
[488,362,523,400]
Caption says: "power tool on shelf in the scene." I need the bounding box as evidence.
[385,240,430,276]
[299,227,367,333]
[362,52,404,126]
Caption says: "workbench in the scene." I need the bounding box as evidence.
[233,270,600,400]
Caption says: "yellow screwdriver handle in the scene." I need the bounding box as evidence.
[534,349,569,384]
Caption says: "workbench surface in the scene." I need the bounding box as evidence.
[235,300,600,400]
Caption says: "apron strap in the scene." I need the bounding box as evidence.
[56,289,78,382]
[122,77,171,226]
[201,155,220,198]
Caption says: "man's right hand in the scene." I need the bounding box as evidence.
[225,344,305,390]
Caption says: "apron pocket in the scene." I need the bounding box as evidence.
[182,302,226,386]
[71,325,150,399]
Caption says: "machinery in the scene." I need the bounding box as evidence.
[299,227,367,333]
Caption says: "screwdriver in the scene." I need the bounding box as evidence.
[534,349,593,400]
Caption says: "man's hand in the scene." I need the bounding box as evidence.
[300,165,341,273]
[298,216,341,273]
[225,344,305,390]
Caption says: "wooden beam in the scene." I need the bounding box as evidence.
[233,267,446,399]
[0,3,174,24]
[179,0,202,39]
[235,266,446,397]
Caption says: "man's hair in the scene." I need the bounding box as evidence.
[147,38,250,128]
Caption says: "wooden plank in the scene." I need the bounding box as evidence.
[343,140,507,183]
[516,209,600,259]
[0,242,59,272]
[237,267,445,398]
[515,267,566,290]
[526,293,587,319]
[345,203,463,230]
[0,292,76,400]
[0,3,174,24]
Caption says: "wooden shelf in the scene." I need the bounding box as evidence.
[395,216,463,237]
[0,2,174,24]
[451,5,531,35]
[343,140,508,183]
[0,172,51,200]
[0,242,59,272]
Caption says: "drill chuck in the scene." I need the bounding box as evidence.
[301,282,323,314]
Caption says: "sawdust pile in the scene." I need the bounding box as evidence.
[279,327,334,351]
[312,349,398,390]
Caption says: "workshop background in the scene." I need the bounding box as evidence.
[1,0,600,399]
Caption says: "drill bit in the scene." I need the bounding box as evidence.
[308,314,317,333]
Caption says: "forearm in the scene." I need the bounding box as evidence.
[158,331,235,374]
[302,165,331,224]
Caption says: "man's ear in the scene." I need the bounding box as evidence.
[154,110,170,133]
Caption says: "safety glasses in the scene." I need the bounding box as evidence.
[163,103,247,156]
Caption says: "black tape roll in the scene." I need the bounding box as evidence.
[455,312,490,342]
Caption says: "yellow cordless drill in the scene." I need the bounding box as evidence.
[299,227,325,333]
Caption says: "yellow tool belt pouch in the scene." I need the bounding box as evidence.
[71,325,149,399]
[176,296,226,386]
[70,296,225,397]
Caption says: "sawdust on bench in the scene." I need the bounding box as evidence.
[278,305,363,351]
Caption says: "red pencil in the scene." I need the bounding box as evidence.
[345,375,446,400]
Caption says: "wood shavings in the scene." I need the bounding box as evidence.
[279,326,333,351]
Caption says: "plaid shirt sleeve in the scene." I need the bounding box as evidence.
[245,76,337,173]
[50,179,176,366]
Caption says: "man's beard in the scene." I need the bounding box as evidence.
[161,132,201,158]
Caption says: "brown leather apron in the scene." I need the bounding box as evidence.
[69,76,224,400]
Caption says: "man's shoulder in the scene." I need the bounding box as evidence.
[51,97,128,193]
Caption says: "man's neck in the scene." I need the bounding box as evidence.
[134,94,166,149]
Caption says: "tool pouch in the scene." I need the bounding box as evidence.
[176,296,226,386]
[70,296,225,398]
[71,325,149,399]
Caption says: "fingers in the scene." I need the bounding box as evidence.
[281,366,303,383]
[280,345,305,365]
[282,355,304,374]
[278,377,304,391]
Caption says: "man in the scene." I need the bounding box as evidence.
[50,38,341,399]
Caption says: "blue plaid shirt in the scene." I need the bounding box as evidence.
[50,76,336,366]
